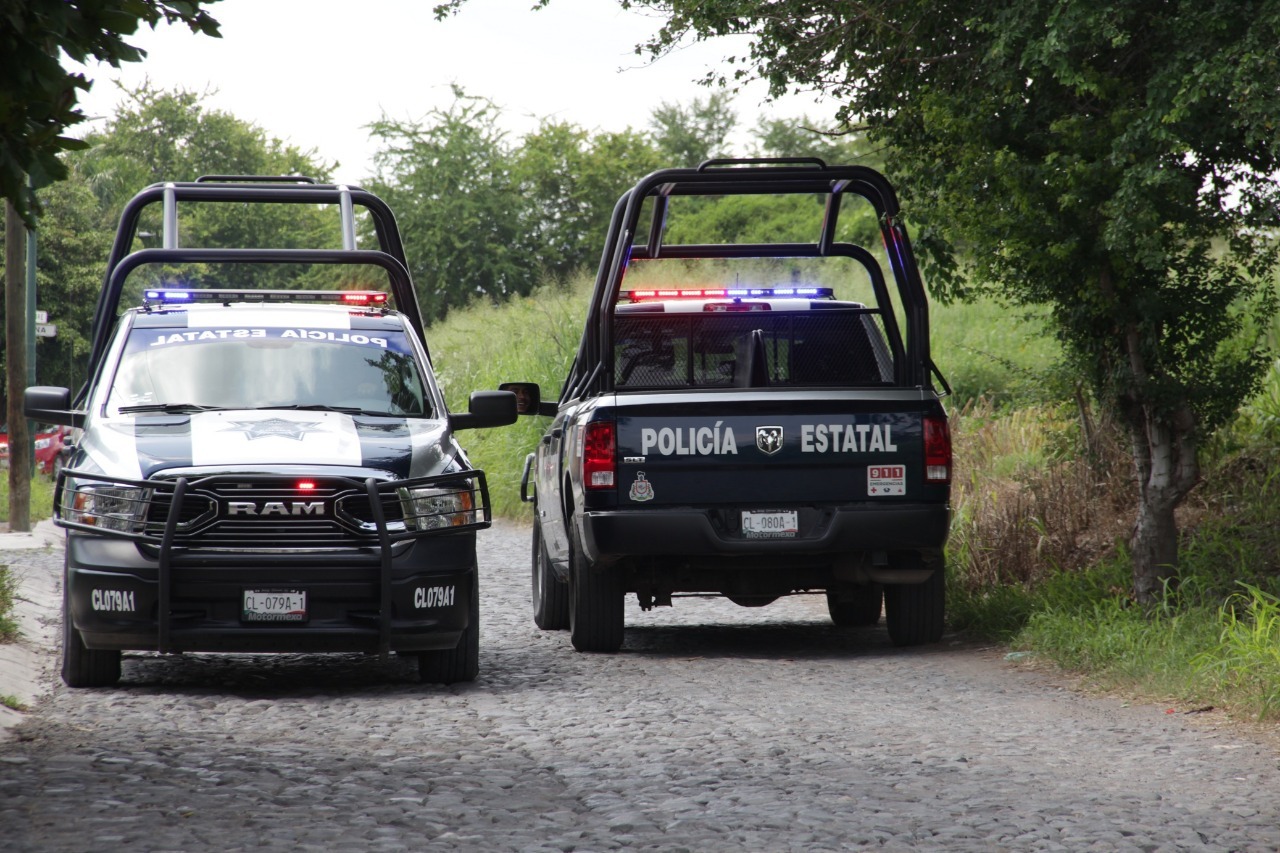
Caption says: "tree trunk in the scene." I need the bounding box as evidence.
[5,199,31,532]
[1120,367,1199,608]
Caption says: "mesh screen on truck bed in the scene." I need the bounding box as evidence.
[613,310,892,389]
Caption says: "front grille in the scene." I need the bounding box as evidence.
[57,468,490,551]
[146,477,405,551]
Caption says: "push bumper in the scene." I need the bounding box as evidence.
[66,532,477,654]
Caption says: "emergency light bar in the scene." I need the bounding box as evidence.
[142,289,389,307]
[619,287,833,302]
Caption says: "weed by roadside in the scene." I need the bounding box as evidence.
[0,694,28,712]
[0,565,17,643]
[0,476,56,645]
[0,476,56,528]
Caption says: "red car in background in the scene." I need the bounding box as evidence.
[0,423,71,476]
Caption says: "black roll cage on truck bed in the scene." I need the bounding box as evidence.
[560,158,947,402]
[80,175,428,408]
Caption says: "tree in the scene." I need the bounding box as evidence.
[649,91,737,167]
[69,84,338,290]
[512,121,662,281]
[366,91,541,322]
[0,85,340,406]
[25,176,109,396]
[0,0,221,225]
[750,117,883,171]
[616,0,1280,604]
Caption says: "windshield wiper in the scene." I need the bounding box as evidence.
[253,404,397,416]
[118,403,227,414]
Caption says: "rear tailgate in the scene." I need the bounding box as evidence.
[609,390,947,508]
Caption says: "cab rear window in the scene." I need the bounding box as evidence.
[613,309,893,389]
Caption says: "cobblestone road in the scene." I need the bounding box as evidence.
[3,520,1279,851]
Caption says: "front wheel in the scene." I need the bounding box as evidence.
[568,527,623,653]
[884,559,945,646]
[419,571,480,684]
[61,563,121,688]
[531,522,569,630]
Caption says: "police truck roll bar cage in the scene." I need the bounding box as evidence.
[563,158,941,402]
[82,175,428,399]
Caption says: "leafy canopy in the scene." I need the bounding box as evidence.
[0,0,221,224]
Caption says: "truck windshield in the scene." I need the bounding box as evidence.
[107,326,431,417]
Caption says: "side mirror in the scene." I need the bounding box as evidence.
[499,382,557,416]
[25,387,84,429]
[449,390,518,431]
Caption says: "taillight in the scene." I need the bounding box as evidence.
[923,416,951,484]
[583,421,616,490]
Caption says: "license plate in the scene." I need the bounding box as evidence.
[741,510,798,539]
[242,589,307,622]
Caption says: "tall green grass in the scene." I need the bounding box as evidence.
[0,565,17,643]
[427,278,592,518]
[0,475,55,526]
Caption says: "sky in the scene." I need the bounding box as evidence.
[67,0,830,185]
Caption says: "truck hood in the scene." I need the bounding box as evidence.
[74,410,454,480]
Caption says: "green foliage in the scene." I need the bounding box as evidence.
[0,0,221,224]
[950,392,1280,720]
[68,84,339,291]
[366,91,540,323]
[23,176,111,394]
[428,277,590,518]
[1,86,341,405]
[648,92,737,167]
[750,116,884,169]
[511,121,662,282]
[931,300,1063,409]
[0,564,17,643]
[1194,583,1280,719]
[0,475,54,525]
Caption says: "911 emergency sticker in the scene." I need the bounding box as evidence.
[867,464,906,496]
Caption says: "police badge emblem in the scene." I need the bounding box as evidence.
[628,472,655,502]
[755,425,784,455]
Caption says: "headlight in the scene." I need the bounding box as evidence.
[64,485,149,533]
[397,482,476,531]
[34,438,52,450]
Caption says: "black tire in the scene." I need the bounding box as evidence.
[419,571,480,684]
[531,523,569,631]
[826,583,883,627]
[884,560,945,646]
[61,563,121,688]
[568,527,624,653]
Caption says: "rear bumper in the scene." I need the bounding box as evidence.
[580,503,950,564]
[66,532,477,654]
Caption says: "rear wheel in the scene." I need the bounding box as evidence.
[531,523,569,630]
[419,571,480,684]
[61,563,121,688]
[568,527,624,653]
[826,583,883,627]
[884,559,945,646]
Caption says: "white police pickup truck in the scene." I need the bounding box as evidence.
[26,177,516,687]
[507,160,953,653]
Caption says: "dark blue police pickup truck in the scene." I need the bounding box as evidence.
[505,159,953,652]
